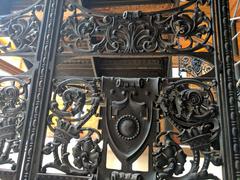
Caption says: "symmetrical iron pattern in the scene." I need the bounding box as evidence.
[98,77,160,180]
[59,0,212,54]
[0,0,239,180]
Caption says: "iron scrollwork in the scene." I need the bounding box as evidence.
[0,0,44,53]
[59,0,212,54]
[40,77,223,179]
[155,79,221,179]
[0,0,231,178]
[42,78,101,176]
[153,131,187,179]
[180,56,214,77]
[0,77,29,170]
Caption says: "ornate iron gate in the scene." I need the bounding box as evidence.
[0,0,239,180]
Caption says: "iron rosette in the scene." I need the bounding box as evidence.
[154,79,221,180]
[42,78,102,176]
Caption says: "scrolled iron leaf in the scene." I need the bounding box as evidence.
[59,0,212,54]
[0,77,28,168]
[0,0,44,53]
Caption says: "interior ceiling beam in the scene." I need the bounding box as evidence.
[0,59,24,75]
[81,0,175,8]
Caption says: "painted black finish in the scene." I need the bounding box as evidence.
[59,1,212,54]
[0,0,239,180]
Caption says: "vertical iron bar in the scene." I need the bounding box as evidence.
[211,0,228,179]
[20,0,64,179]
[214,0,240,179]
[231,0,240,55]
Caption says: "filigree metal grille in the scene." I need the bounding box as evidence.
[0,0,44,53]
[59,0,212,54]
[0,0,44,179]
[0,0,239,180]
[0,77,29,168]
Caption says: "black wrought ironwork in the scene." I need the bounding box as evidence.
[42,78,101,175]
[59,0,212,54]
[0,77,28,169]
[98,77,160,180]
[0,0,44,53]
[0,0,239,180]
[179,56,214,77]
[214,0,240,179]
[157,79,221,179]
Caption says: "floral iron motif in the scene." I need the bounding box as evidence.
[155,79,221,179]
[42,78,101,175]
[0,0,44,53]
[59,0,212,54]
[0,77,28,170]
[153,131,187,179]
[0,0,236,179]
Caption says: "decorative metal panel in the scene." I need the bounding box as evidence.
[98,77,160,179]
[0,0,44,53]
[59,0,212,54]
[0,77,29,169]
[0,0,44,179]
[0,0,239,180]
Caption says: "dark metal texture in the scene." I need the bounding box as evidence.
[0,77,28,169]
[98,77,160,180]
[42,78,101,175]
[59,0,212,55]
[0,77,30,180]
[0,0,44,53]
[0,0,239,180]
[0,1,44,179]
[214,0,240,179]
[158,79,221,179]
